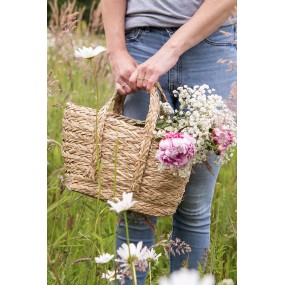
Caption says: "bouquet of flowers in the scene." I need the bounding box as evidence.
[154,84,237,177]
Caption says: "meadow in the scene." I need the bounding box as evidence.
[47,7,237,285]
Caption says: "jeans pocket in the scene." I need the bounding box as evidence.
[203,24,237,46]
[125,27,143,42]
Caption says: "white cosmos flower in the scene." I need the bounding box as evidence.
[145,248,162,262]
[101,270,122,281]
[159,269,215,285]
[107,192,137,213]
[74,46,106,59]
[94,253,114,264]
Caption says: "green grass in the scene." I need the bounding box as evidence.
[47,32,237,285]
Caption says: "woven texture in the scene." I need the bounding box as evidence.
[61,85,189,216]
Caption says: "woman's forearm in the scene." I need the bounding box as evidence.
[102,0,139,95]
[101,0,127,55]
[164,0,237,58]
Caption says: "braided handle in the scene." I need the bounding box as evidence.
[90,83,167,186]
[131,84,164,194]
[89,91,115,180]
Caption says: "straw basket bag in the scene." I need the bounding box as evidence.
[61,84,189,216]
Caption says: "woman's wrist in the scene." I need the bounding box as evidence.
[161,40,184,60]
[107,46,128,59]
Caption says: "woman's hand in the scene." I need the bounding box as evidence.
[108,49,139,95]
[129,46,180,93]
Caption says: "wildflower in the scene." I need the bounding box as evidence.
[159,268,215,285]
[94,253,114,264]
[156,132,196,169]
[145,248,162,262]
[218,279,234,285]
[117,241,148,263]
[107,192,137,213]
[116,241,148,274]
[101,270,122,281]
[168,237,191,256]
[212,127,233,155]
[74,46,106,59]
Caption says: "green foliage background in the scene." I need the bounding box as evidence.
[47,0,101,24]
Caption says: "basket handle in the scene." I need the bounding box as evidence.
[90,83,167,193]
[131,83,167,194]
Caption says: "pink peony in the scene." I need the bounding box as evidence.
[212,127,233,154]
[156,132,196,169]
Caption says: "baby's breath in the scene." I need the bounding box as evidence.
[157,84,237,174]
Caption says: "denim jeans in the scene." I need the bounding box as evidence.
[117,24,237,285]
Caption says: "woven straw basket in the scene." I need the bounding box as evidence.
[61,84,189,216]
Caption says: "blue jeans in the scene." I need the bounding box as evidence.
[117,24,237,284]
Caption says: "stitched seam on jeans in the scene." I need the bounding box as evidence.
[125,28,143,42]
[203,38,236,46]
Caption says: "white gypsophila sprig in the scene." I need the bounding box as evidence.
[101,270,122,281]
[159,268,215,285]
[94,253,114,264]
[107,192,138,213]
[74,46,106,59]
[160,101,174,115]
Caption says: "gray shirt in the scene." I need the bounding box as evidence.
[125,0,234,30]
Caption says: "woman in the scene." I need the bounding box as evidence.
[102,0,237,283]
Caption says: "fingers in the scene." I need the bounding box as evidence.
[129,69,139,88]
[137,69,146,89]
[115,82,126,95]
[109,51,140,95]
[115,70,137,93]
[142,68,153,90]
[130,66,147,89]
[130,63,161,93]
[115,82,132,95]
[146,73,158,93]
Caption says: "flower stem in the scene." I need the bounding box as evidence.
[89,58,99,109]
[124,211,137,285]
[89,58,100,176]
[149,262,152,285]
[88,58,103,257]
[104,264,108,285]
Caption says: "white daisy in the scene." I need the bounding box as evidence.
[74,46,106,59]
[101,270,122,281]
[145,248,162,262]
[159,268,215,285]
[117,241,148,262]
[107,192,137,213]
[94,253,114,264]
[218,279,234,285]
